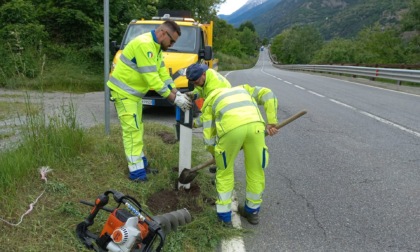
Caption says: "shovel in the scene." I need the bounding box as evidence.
[178,110,307,184]
[178,158,216,184]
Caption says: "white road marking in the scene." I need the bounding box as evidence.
[221,192,246,252]
[329,99,356,110]
[326,76,420,98]
[308,91,325,97]
[329,99,420,138]
[359,111,420,138]
[259,69,420,139]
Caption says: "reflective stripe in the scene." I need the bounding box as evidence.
[109,76,147,98]
[128,164,146,172]
[127,152,146,172]
[212,89,248,111]
[246,189,263,209]
[193,117,202,127]
[218,191,233,201]
[252,86,262,99]
[216,203,231,213]
[119,54,139,72]
[164,79,173,86]
[245,200,261,210]
[139,65,158,73]
[261,92,276,103]
[127,153,144,164]
[204,137,215,146]
[218,100,256,118]
[155,85,170,96]
[216,191,233,212]
[161,61,165,67]
[202,120,214,130]
[246,191,263,201]
[120,54,158,73]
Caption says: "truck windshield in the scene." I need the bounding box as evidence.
[123,24,198,53]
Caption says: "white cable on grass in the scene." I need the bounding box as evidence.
[0,166,52,226]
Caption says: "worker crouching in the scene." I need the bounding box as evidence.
[186,63,279,225]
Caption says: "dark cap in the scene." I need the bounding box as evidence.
[186,64,209,81]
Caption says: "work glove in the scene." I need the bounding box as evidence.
[174,91,192,112]
[185,91,196,100]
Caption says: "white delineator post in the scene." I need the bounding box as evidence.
[178,108,192,189]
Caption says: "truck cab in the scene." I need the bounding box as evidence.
[110,14,217,111]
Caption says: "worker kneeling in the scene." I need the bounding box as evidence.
[186,64,279,225]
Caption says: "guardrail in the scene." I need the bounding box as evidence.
[273,64,420,84]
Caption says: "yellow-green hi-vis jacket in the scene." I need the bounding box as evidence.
[107,31,173,101]
[200,84,278,155]
[190,68,231,99]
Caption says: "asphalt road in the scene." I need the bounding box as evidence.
[228,52,420,251]
[1,51,419,252]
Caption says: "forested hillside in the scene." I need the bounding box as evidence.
[0,0,260,91]
[269,0,419,65]
[224,0,410,40]
[0,0,418,91]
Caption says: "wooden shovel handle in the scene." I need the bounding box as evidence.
[190,158,215,172]
[275,110,307,129]
[189,111,306,172]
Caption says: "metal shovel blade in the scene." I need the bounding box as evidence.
[178,158,215,184]
[178,168,199,184]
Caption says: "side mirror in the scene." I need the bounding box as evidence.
[199,46,213,61]
[110,41,119,55]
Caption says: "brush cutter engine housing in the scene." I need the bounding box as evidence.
[76,190,191,252]
[100,209,144,252]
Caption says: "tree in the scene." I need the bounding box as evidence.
[223,38,244,57]
[271,25,323,64]
[213,18,237,53]
[311,38,357,64]
[262,37,269,46]
[401,0,420,63]
[33,0,156,47]
[0,0,47,78]
[401,0,420,31]
[354,23,405,64]
[237,27,258,56]
[238,21,255,32]
[270,30,288,63]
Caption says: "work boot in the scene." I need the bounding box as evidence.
[238,205,259,225]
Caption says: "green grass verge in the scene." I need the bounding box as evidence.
[0,99,245,251]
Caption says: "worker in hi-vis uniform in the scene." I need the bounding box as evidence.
[184,63,231,102]
[108,20,191,182]
[186,63,279,226]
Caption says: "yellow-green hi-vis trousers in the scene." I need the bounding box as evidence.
[111,90,148,181]
[214,121,269,222]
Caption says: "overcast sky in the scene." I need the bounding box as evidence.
[218,0,248,15]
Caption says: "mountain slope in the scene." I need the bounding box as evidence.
[219,0,282,26]
[224,0,271,21]
[221,0,409,40]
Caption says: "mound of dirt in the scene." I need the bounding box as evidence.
[147,182,208,215]
[157,131,177,144]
